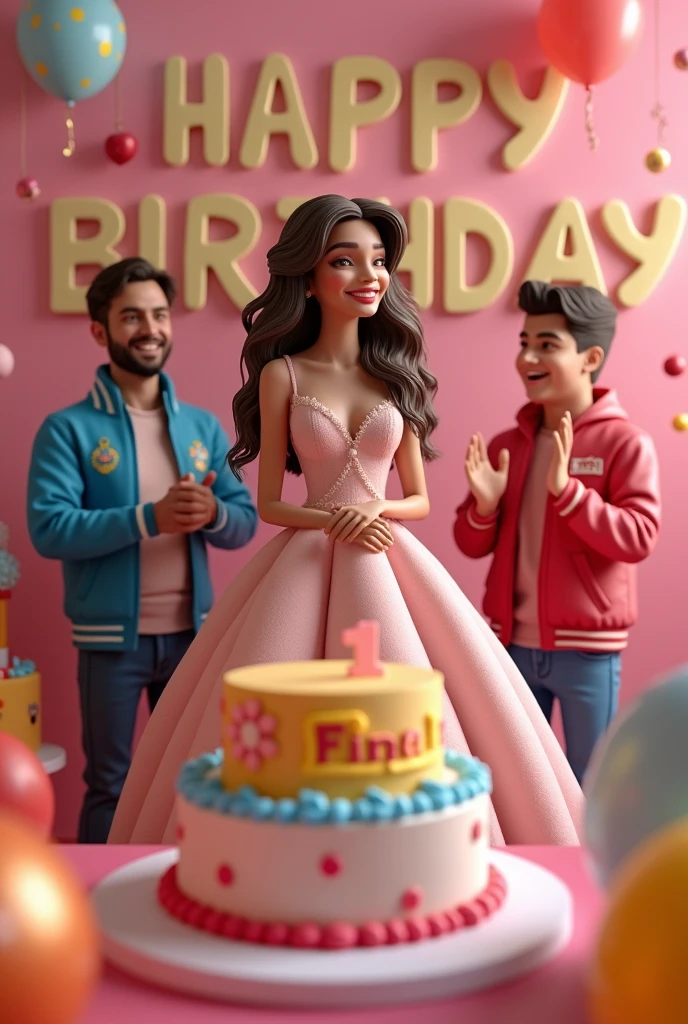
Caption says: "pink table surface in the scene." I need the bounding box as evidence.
[67,844,603,1024]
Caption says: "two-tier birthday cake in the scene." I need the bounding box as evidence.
[0,523,41,752]
[158,621,506,950]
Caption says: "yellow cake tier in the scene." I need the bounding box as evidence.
[221,659,445,799]
[0,671,42,752]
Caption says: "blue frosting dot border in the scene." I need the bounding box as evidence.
[177,749,492,825]
[6,657,36,678]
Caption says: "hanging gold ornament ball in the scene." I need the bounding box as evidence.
[674,48,688,70]
[672,413,688,432]
[645,147,672,173]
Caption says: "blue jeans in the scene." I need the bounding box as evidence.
[507,644,621,786]
[77,630,194,843]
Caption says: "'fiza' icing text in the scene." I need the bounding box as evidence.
[303,709,442,778]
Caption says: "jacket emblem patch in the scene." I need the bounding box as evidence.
[569,456,604,476]
[189,439,209,472]
[91,437,120,475]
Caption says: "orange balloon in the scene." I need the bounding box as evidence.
[588,819,688,1024]
[0,811,101,1024]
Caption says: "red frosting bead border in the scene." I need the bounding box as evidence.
[157,863,507,950]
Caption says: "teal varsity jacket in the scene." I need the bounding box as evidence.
[27,365,257,651]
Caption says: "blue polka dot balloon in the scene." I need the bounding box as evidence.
[16,0,127,106]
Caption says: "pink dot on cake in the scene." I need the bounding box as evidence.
[217,864,234,886]
[472,820,482,841]
[401,886,423,911]
[320,854,342,876]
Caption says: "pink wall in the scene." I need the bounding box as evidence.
[1,0,687,838]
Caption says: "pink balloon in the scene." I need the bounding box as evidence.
[0,345,14,378]
[537,0,644,86]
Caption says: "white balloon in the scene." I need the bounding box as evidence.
[584,665,688,888]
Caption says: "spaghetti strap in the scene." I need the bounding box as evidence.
[283,354,298,396]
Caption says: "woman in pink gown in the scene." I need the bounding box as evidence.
[109,196,583,846]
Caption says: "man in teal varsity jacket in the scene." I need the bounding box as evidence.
[27,257,258,843]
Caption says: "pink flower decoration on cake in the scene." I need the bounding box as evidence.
[226,698,278,771]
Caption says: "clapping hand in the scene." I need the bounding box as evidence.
[153,471,218,534]
[547,412,573,498]
[464,433,509,516]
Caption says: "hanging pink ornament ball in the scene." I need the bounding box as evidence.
[0,345,15,378]
[105,132,138,165]
[16,178,40,200]
[664,355,687,377]
[674,48,688,70]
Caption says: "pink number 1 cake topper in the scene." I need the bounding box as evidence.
[342,620,385,677]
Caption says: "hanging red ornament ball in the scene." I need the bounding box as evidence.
[674,48,688,70]
[664,355,687,377]
[105,131,138,165]
[16,177,40,200]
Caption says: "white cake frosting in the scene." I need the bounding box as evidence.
[176,788,490,925]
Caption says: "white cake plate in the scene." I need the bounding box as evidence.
[37,743,67,774]
[92,848,572,1009]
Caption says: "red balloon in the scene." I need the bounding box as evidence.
[537,0,644,86]
[105,131,138,165]
[0,733,55,838]
[664,355,687,377]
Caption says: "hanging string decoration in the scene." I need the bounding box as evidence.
[105,74,137,164]
[645,0,671,172]
[16,72,40,200]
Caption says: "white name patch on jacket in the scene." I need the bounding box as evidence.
[569,456,604,476]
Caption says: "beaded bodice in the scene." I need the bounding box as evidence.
[283,355,404,512]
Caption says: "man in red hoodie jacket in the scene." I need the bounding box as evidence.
[453,280,661,784]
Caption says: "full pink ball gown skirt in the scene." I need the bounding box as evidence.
[109,364,583,846]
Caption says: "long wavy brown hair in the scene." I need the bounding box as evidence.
[228,195,439,478]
